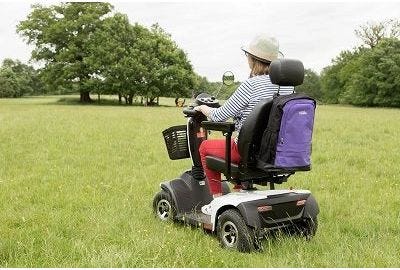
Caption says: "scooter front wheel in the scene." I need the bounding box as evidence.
[216,209,259,253]
[153,190,176,221]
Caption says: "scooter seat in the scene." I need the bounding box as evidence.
[205,156,240,177]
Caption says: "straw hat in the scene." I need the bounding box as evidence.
[241,34,279,63]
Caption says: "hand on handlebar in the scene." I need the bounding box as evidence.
[194,105,212,117]
[193,105,201,112]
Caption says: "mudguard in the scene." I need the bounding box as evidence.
[302,193,319,219]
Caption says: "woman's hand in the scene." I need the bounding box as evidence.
[194,105,212,117]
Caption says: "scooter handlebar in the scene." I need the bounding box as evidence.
[182,107,199,117]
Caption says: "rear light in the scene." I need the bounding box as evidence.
[296,199,306,206]
[202,223,213,231]
[257,205,272,212]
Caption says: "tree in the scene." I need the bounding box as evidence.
[192,74,241,101]
[343,38,400,107]
[0,59,43,98]
[85,13,145,104]
[355,19,400,48]
[321,19,400,106]
[320,37,400,107]
[87,18,196,105]
[139,24,196,104]
[193,75,219,97]
[295,69,322,101]
[320,48,364,103]
[17,2,113,102]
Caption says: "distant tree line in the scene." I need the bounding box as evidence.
[194,75,241,100]
[1,4,399,108]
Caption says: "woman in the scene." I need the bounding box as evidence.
[195,34,294,198]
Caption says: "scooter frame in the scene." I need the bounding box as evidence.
[154,93,319,252]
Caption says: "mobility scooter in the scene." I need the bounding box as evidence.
[153,59,319,252]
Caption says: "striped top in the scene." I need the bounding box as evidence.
[209,75,294,139]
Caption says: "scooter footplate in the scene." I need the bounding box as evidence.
[177,211,212,227]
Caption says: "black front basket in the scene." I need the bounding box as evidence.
[162,125,190,160]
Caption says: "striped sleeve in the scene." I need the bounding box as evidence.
[209,80,253,122]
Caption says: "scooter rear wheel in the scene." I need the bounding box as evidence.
[153,190,176,221]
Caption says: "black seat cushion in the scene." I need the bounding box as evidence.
[205,156,240,177]
[205,155,294,184]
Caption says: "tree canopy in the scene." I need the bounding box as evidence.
[0,59,42,98]
[17,2,196,104]
[17,2,113,102]
[320,19,400,107]
[341,38,400,107]
[355,19,400,48]
[295,69,322,101]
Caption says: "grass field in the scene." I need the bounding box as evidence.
[0,95,399,267]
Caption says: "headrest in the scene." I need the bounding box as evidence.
[269,59,304,86]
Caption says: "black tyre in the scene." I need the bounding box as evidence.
[153,190,176,221]
[216,209,258,253]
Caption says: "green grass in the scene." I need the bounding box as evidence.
[1,96,399,267]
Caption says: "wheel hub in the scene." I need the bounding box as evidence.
[222,221,238,247]
[156,199,172,221]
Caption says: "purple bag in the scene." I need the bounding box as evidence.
[274,99,315,168]
[257,94,316,171]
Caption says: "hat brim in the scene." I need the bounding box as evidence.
[241,46,272,64]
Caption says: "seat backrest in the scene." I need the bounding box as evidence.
[237,59,305,170]
[237,98,273,166]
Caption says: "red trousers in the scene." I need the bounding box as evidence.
[199,139,241,195]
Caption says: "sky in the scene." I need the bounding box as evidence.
[0,1,400,81]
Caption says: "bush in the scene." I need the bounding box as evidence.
[0,59,43,98]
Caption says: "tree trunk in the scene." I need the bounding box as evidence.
[97,93,101,103]
[80,91,92,103]
[147,96,158,106]
[118,94,122,104]
[128,95,133,105]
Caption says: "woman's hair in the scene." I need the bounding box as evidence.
[248,55,270,77]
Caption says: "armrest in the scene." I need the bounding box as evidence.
[201,121,235,133]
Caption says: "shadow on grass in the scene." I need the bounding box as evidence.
[47,96,177,108]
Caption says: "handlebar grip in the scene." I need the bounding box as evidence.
[182,108,198,117]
